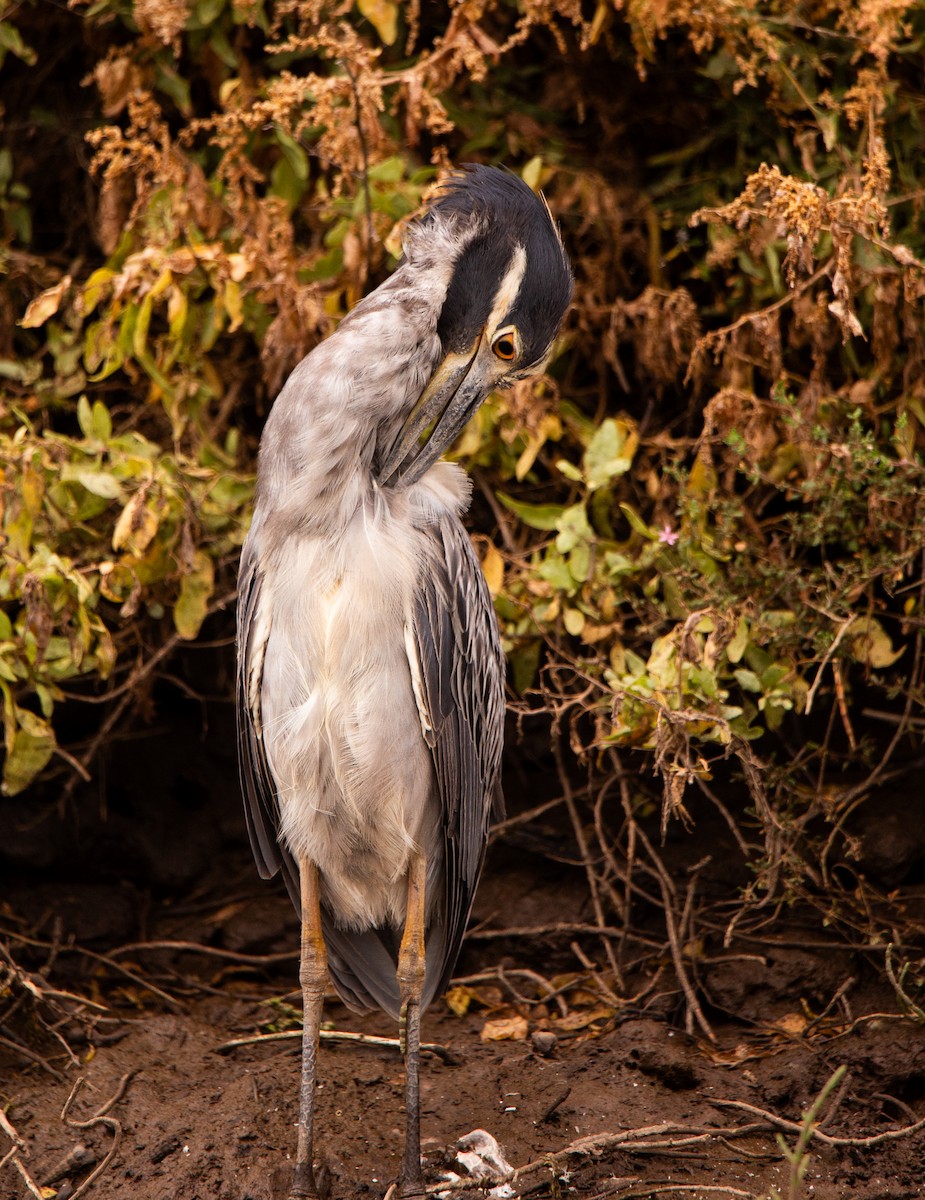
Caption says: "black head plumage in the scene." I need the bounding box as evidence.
[427,164,573,371]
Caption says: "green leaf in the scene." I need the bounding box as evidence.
[727,615,749,664]
[91,399,112,442]
[537,552,574,591]
[555,504,593,552]
[174,550,215,640]
[510,639,541,695]
[77,394,94,439]
[734,668,762,693]
[498,492,565,531]
[0,20,37,67]
[568,542,591,583]
[60,466,123,499]
[563,607,585,636]
[275,127,309,181]
[584,418,637,489]
[3,706,56,795]
[619,503,658,540]
[556,459,583,482]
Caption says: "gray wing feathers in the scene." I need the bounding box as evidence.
[236,536,300,908]
[411,516,505,1007]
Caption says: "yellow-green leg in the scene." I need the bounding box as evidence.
[397,852,427,1198]
[290,859,328,1200]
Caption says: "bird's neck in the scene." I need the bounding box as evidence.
[254,263,449,538]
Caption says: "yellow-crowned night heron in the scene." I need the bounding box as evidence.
[237,164,572,1199]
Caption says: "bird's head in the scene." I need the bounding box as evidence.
[376,164,573,488]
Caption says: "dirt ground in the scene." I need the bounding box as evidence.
[3,711,925,1200]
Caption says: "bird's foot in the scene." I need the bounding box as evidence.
[288,1158,331,1200]
[397,1175,426,1200]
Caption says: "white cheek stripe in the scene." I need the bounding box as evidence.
[487,244,527,337]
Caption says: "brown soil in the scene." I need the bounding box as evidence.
[3,715,925,1200]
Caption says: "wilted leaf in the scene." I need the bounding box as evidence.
[515,412,561,480]
[772,1012,809,1036]
[174,549,215,640]
[828,298,865,341]
[112,489,159,554]
[848,617,904,668]
[20,275,71,328]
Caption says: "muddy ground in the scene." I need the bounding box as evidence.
[3,705,925,1200]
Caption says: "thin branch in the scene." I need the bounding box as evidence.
[553,733,624,994]
[60,1073,134,1200]
[0,1110,45,1200]
[712,1096,925,1148]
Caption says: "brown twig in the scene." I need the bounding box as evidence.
[0,1110,45,1199]
[60,588,237,798]
[425,1121,776,1195]
[490,792,569,837]
[60,1072,135,1200]
[0,1029,67,1079]
[608,1188,754,1199]
[2,927,182,1010]
[466,922,624,941]
[685,261,832,383]
[215,1027,454,1063]
[109,939,297,965]
[553,733,624,994]
[712,1096,925,1147]
[631,822,715,1042]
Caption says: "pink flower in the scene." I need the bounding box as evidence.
[658,524,679,546]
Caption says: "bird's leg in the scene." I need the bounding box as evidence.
[291,858,328,1200]
[397,851,427,1199]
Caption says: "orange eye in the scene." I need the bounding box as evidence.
[491,329,518,361]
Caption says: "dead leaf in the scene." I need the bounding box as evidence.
[444,986,474,1017]
[772,1012,809,1036]
[480,1015,529,1042]
[112,488,159,555]
[848,616,905,668]
[552,1006,615,1032]
[20,275,72,328]
[481,541,504,596]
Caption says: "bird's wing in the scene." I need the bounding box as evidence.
[410,514,506,1006]
[236,533,300,908]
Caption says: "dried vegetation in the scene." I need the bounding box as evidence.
[1,0,924,1028]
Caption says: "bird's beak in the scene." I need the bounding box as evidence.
[377,334,495,487]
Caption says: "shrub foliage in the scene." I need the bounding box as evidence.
[2,1,923,946]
